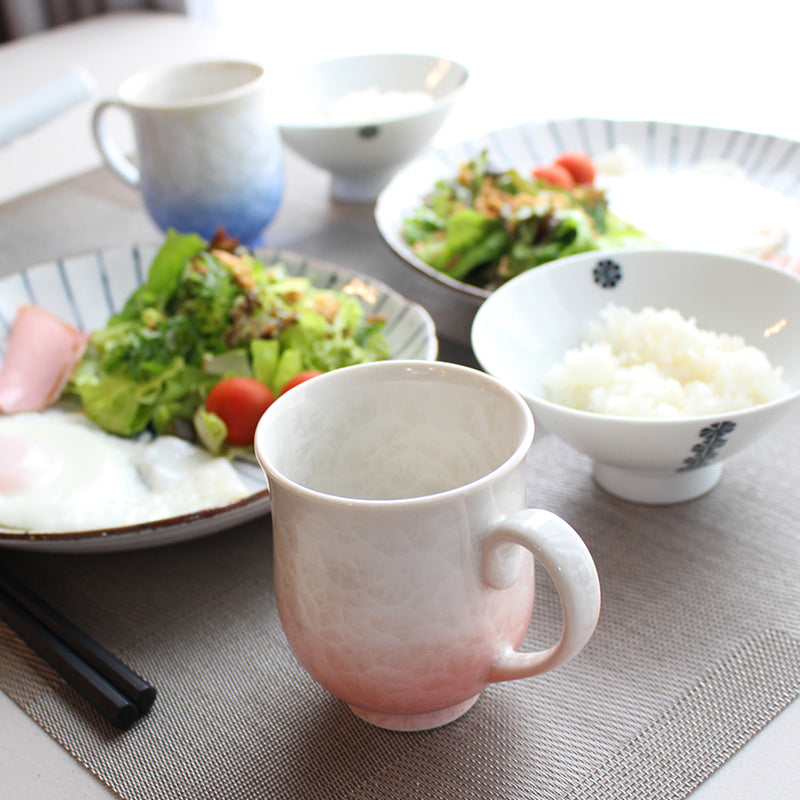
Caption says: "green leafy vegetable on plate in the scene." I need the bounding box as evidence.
[66,229,390,451]
[402,149,651,290]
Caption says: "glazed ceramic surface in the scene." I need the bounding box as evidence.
[277,53,468,202]
[92,60,284,245]
[375,117,800,304]
[255,360,600,730]
[471,249,800,503]
[0,246,437,553]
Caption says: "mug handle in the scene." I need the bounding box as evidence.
[91,100,140,187]
[482,508,601,682]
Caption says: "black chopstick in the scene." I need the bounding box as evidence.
[0,565,156,729]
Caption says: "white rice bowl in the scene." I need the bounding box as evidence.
[471,248,800,504]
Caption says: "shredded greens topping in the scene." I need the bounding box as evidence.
[66,230,389,446]
[402,150,651,289]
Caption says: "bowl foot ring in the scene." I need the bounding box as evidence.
[593,462,723,504]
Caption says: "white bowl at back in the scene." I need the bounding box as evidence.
[276,53,468,202]
[471,248,800,504]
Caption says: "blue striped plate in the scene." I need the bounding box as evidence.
[0,245,437,552]
[375,117,800,301]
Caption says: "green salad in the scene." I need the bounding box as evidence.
[402,150,651,289]
[66,230,389,451]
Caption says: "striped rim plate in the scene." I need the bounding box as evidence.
[0,245,438,552]
[375,117,800,300]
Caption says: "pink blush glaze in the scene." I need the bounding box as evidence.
[276,554,535,720]
[258,362,601,732]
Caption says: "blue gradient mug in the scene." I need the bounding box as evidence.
[92,59,283,246]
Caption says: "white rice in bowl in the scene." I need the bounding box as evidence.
[543,305,789,418]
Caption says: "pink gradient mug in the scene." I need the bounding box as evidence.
[254,360,601,731]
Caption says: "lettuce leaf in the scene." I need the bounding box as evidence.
[402,150,651,288]
[65,230,390,446]
[116,229,206,320]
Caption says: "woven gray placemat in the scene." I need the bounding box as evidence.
[565,629,800,800]
[1,409,799,799]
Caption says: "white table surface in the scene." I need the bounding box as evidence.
[0,6,799,798]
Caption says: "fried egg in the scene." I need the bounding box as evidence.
[597,149,799,258]
[0,411,248,533]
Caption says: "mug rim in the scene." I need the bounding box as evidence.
[116,59,266,110]
[254,360,535,506]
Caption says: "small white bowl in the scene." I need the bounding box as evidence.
[471,248,800,504]
[276,53,468,203]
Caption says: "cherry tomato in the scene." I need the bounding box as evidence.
[205,377,275,446]
[531,163,576,189]
[553,150,596,185]
[280,370,324,395]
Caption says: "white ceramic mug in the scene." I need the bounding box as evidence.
[254,361,601,731]
[92,60,283,245]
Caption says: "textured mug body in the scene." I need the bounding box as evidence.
[93,60,284,245]
[255,361,601,731]
[269,454,535,722]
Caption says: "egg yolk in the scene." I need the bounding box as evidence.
[0,434,61,494]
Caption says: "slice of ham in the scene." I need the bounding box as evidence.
[0,305,89,413]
